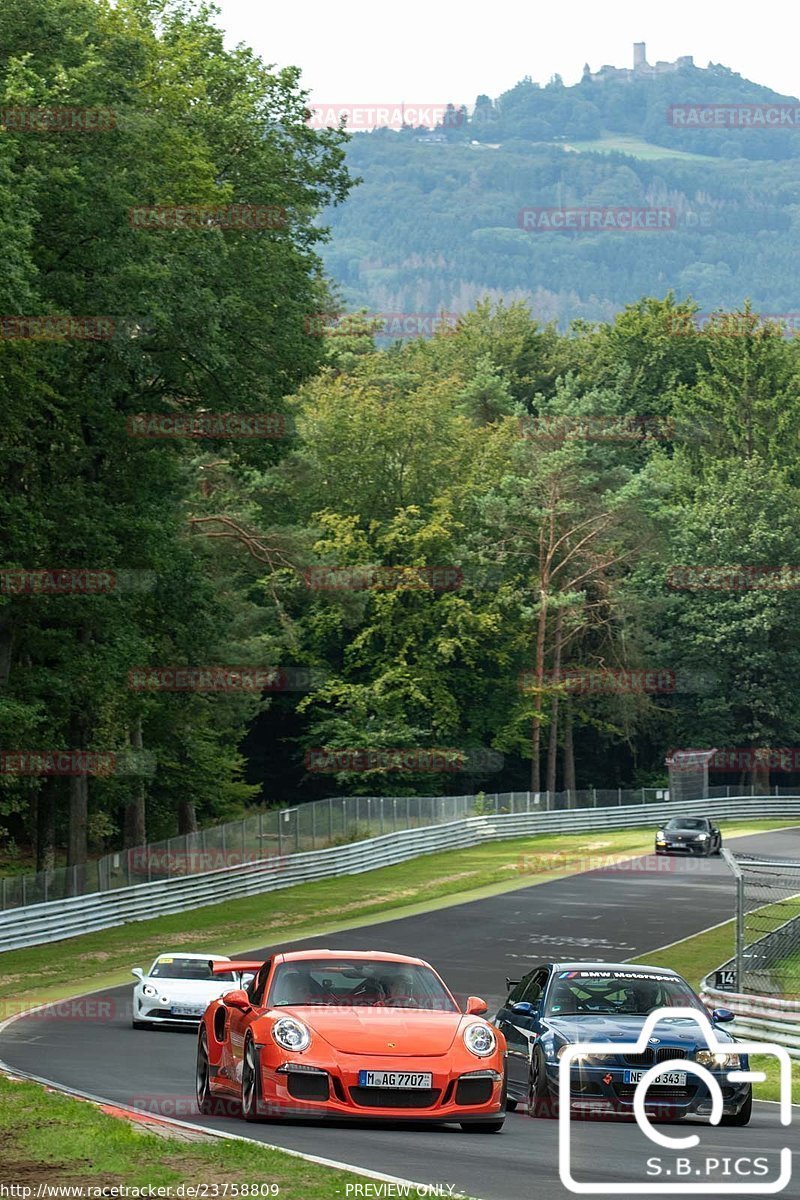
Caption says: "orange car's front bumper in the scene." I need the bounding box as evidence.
[254,1048,506,1122]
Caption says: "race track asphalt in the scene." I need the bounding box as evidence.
[2,827,799,1200]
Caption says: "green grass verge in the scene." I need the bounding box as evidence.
[0,819,793,1010]
[772,949,800,994]
[0,1072,375,1196]
[630,922,800,1103]
[564,132,717,161]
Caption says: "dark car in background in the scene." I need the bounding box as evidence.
[493,961,750,1124]
[655,817,722,856]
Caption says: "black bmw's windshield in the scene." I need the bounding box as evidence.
[546,971,703,1017]
[268,959,457,1010]
[666,818,708,831]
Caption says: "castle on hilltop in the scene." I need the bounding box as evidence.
[583,43,694,83]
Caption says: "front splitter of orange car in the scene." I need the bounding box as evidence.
[252,1047,506,1123]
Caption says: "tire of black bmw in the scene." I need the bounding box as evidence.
[528,1048,558,1118]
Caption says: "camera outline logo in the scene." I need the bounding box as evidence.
[557,1006,793,1194]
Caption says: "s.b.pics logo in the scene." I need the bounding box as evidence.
[558,1006,792,1194]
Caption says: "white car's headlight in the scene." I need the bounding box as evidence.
[272,1017,311,1052]
[463,1022,496,1057]
[142,984,157,998]
[696,1050,740,1068]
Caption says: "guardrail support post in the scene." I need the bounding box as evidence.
[721,848,745,990]
[735,871,745,991]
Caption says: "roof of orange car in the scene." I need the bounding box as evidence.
[276,949,428,967]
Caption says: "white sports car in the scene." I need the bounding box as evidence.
[131,952,250,1029]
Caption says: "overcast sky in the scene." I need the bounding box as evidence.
[214,0,798,117]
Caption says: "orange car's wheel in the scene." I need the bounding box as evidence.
[196,1030,216,1115]
[241,1034,264,1122]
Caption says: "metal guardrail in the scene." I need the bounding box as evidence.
[6,782,799,911]
[2,794,800,953]
[701,982,800,1060]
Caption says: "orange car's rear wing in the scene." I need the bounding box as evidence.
[210,960,264,975]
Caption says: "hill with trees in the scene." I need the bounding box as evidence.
[321,57,800,324]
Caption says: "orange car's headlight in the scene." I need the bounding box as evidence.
[464,1022,497,1057]
[272,1017,311,1052]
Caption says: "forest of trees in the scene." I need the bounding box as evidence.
[3,1,800,874]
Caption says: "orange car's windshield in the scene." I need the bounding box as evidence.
[268,959,458,1011]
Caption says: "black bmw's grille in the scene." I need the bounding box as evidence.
[657,1047,687,1063]
[623,1047,688,1068]
[624,1050,654,1067]
[349,1087,440,1109]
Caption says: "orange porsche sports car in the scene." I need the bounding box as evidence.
[196,949,507,1131]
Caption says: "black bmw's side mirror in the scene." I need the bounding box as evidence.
[511,1001,536,1016]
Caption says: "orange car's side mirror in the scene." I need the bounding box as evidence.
[222,989,251,1012]
[465,996,488,1015]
